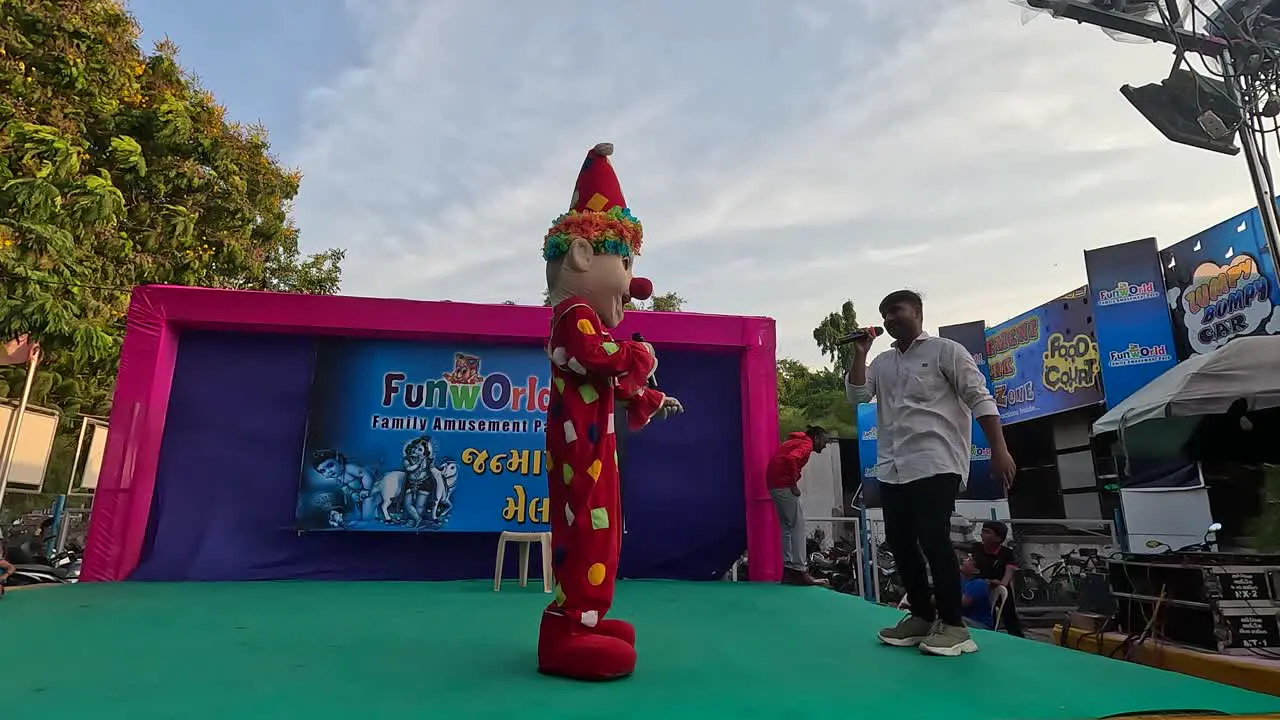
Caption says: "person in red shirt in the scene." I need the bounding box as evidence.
[766,425,831,585]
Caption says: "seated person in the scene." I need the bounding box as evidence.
[969,520,1023,637]
[959,554,994,630]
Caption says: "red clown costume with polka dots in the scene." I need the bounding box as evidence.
[537,143,675,681]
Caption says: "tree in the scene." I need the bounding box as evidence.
[628,291,685,312]
[0,0,344,515]
[773,301,868,442]
[812,300,859,373]
[542,288,686,313]
[648,291,685,312]
[775,357,854,441]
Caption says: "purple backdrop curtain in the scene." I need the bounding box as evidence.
[129,331,745,582]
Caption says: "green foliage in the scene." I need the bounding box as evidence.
[541,288,686,313]
[627,291,684,312]
[773,301,868,441]
[0,0,344,511]
[812,300,859,373]
[776,357,854,440]
[1248,465,1280,551]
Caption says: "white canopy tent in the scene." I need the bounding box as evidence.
[1092,335,1280,458]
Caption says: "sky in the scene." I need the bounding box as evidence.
[124,0,1265,368]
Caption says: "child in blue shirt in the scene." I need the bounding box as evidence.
[959,554,994,630]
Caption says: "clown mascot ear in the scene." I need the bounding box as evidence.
[536,142,682,682]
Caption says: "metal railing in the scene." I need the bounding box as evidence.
[725,516,866,597]
[735,512,1117,624]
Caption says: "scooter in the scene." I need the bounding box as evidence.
[1,537,81,588]
[1143,522,1223,554]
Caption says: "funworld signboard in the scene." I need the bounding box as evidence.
[983,287,1103,424]
[1160,206,1280,359]
[1084,237,1179,409]
[295,339,551,533]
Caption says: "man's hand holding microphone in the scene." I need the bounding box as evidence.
[840,326,881,386]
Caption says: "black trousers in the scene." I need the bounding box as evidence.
[881,473,962,626]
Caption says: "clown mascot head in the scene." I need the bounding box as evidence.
[538,142,683,681]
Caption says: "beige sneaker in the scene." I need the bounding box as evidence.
[877,615,934,647]
[919,622,979,656]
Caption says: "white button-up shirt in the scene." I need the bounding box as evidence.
[846,333,999,486]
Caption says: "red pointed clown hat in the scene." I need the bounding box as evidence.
[542,142,644,262]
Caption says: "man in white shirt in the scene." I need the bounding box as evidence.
[847,290,1016,657]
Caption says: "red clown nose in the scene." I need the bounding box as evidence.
[629,277,653,301]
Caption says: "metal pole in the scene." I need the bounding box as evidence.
[1223,49,1280,266]
[63,416,90,496]
[47,493,64,557]
[54,417,92,553]
[0,347,40,512]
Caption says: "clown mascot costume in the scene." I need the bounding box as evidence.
[538,142,684,681]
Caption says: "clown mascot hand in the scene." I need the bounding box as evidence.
[537,142,679,682]
[659,396,684,418]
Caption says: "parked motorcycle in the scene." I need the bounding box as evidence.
[2,532,81,589]
[808,538,861,595]
[875,541,905,604]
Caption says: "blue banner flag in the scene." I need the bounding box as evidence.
[1084,237,1178,408]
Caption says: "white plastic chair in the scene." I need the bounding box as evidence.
[991,584,1009,631]
[494,531,552,593]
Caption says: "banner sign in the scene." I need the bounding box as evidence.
[938,320,994,396]
[1160,206,1280,360]
[983,286,1103,424]
[1084,237,1179,408]
[856,403,880,508]
[854,402,998,503]
[296,338,551,533]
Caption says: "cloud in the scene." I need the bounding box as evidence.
[289,0,1260,367]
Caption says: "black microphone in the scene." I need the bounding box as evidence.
[632,332,658,388]
[833,327,884,346]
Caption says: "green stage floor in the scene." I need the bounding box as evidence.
[4,580,1279,719]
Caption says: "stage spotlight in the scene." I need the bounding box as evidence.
[1120,68,1242,155]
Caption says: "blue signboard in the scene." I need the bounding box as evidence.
[983,287,1103,424]
[856,403,880,508]
[855,402,998,503]
[295,338,551,533]
[1160,205,1280,360]
[1085,237,1179,408]
[939,320,994,396]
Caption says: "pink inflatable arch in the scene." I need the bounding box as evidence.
[80,285,781,582]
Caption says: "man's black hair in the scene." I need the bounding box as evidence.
[878,289,923,317]
[982,520,1009,542]
[805,425,828,440]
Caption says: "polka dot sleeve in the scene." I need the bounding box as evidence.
[550,303,656,384]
